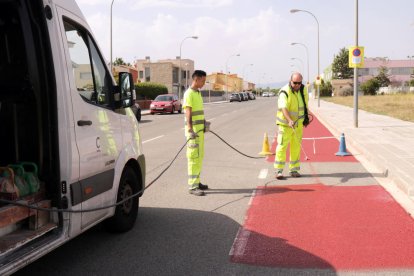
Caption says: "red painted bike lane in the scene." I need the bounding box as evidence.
[230,114,414,271]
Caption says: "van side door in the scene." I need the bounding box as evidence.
[59,15,123,229]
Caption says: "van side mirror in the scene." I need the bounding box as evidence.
[114,72,134,109]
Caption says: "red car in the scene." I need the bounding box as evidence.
[150,94,182,114]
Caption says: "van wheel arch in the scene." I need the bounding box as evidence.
[105,165,140,233]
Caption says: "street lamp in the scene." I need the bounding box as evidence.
[185,62,189,89]
[291,58,304,73]
[110,0,115,74]
[291,64,301,72]
[179,36,198,100]
[291,42,310,88]
[290,9,320,107]
[242,63,253,90]
[225,53,240,100]
[205,81,212,102]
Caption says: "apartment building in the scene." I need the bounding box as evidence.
[135,56,194,95]
[205,72,254,92]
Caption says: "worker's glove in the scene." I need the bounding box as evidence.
[188,129,199,139]
[204,120,211,132]
[303,115,310,127]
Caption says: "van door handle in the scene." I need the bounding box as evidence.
[77,120,92,126]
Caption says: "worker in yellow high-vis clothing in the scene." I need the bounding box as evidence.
[183,70,210,196]
[274,72,309,180]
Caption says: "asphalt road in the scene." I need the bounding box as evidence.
[15,97,402,276]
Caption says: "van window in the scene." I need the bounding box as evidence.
[64,20,111,107]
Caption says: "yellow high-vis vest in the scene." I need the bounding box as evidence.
[276,84,308,127]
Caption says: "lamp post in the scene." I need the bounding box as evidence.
[225,53,240,100]
[242,63,253,91]
[291,42,310,87]
[291,57,304,74]
[258,73,266,96]
[110,0,115,74]
[290,9,320,107]
[179,36,198,100]
[205,81,213,102]
[353,0,359,127]
[185,62,189,89]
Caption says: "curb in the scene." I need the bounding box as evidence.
[310,100,414,201]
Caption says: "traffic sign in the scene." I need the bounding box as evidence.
[349,46,364,68]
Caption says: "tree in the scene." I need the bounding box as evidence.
[360,78,380,95]
[375,66,390,87]
[332,47,353,79]
[113,57,126,66]
[319,80,333,97]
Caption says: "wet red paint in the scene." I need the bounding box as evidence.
[230,184,414,270]
[266,113,357,163]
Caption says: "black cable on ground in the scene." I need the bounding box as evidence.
[209,130,265,159]
[0,118,316,213]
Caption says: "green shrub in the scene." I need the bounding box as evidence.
[319,81,333,97]
[135,82,168,100]
[360,78,380,95]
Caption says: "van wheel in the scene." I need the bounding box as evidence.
[136,110,142,122]
[105,166,139,233]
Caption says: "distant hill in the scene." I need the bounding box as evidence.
[257,81,287,89]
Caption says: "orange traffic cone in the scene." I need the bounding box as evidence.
[259,133,272,156]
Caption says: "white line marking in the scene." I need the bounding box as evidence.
[229,228,251,257]
[229,189,257,257]
[248,190,257,206]
[258,168,268,179]
[143,135,164,144]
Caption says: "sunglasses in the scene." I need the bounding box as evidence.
[292,81,302,85]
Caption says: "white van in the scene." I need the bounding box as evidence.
[0,0,145,274]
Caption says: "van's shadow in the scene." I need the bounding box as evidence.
[15,207,337,275]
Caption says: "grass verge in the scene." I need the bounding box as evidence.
[323,94,414,123]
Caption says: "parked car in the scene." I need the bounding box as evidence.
[130,101,142,121]
[150,94,182,114]
[230,93,241,102]
[247,92,256,100]
[262,92,269,97]
[239,92,248,101]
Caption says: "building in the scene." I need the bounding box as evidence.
[325,57,414,87]
[205,72,254,93]
[359,58,414,86]
[135,56,194,95]
[113,65,138,83]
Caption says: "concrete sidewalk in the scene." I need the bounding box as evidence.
[308,97,414,213]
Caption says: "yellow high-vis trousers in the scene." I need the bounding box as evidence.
[186,131,204,189]
[274,125,303,172]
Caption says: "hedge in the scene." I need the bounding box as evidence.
[135,82,168,100]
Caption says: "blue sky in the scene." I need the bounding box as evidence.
[76,0,414,86]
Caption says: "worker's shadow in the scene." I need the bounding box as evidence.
[307,171,387,184]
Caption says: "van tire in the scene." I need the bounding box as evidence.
[105,166,139,233]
